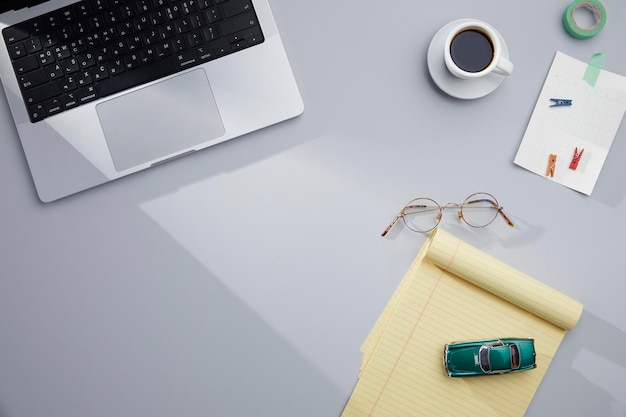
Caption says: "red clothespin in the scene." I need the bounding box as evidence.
[569,147,584,170]
[546,154,557,177]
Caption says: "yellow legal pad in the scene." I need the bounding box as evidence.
[342,228,583,417]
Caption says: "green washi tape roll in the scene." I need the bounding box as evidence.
[562,0,606,39]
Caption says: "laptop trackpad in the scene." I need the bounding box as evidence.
[96,69,225,172]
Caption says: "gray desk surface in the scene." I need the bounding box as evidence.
[2,1,626,416]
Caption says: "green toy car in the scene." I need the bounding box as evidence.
[444,338,536,377]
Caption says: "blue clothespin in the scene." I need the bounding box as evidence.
[550,98,572,107]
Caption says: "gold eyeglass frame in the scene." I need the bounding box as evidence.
[381,192,514,236]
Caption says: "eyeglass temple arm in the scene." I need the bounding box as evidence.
[381,212,402,237]
[466,198,515,228]
[381,203,428,236]
[498,207,515,227]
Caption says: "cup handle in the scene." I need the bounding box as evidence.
[493,57,514,76]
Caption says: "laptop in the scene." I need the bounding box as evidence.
[0,0,303,202]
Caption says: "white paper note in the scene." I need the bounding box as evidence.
[514,51,626,195]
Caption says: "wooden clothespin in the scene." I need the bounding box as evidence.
[569,147,584,170]
[546,154,557,177]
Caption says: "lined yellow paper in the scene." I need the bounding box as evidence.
[343,228,583,417]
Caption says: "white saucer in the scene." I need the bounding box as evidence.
[427,19,510,99]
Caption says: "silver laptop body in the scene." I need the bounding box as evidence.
[0,0,303,202]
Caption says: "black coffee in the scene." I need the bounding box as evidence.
[449,29,494,73]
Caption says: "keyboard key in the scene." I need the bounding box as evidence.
[94,46,112,62]
[24,82,61,105]
[155,41,173,57]
[47,63,65,80]
[181,0,198,14]
[72,21,87,37]
[60,75,77,92]
[244,27,263,44]
[61,57,80,74]
[53,44,72,60]
[107,59,125,75]
[58,26,74,42]
[175,49,197,68]
[165,5,181,20]
[136,0,152,14]
[231,39,247,51]
[139,48,156,64]
[19,68,48,89]
[219,11,257,35]
[59,6,77,24]
[41,32,58,47]
[187,31,203,46]
[100,28,115,43]
[3,25,29,44]
[70,38,87,54]
[116,21,133,37]
[25,37,43,53]
[77,85,98,104]
[174,17,192,34]
[74,3,91,18]
[204,7,222,23]
[44,97,63,115]
[212,38,230,56]
[78,52,96,68]
[126,35,143,51]
[198,0,214,9]
[123,52,141,69]
[93,64,110,81]
[195,45,214,62]
[13,54,40,74]
[37,50,55,66]
[221,0,252,18]
[60,92,79,110]
[120,4,138,19]
[8,42,27,60]
[202,26,218,41]
[142,29,159,46]
[104,9,121,25]
[158,23,175,39]
[76,70,94,87]
[149,9,166,26]
[171,37,187,52]
[28,20,44,36]
[28,103,46,122]
[91,0,108,13]
[44,13,60,29]
[189,13,206,29]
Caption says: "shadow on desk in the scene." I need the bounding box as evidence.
[528,310,626,416]
[591,137,626,208]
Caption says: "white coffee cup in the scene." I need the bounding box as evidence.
[444,20,513,79]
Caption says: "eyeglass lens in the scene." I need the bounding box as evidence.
[402,198,441,233]
[460,193,500,227]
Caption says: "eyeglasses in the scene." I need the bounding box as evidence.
[381,192,514,236]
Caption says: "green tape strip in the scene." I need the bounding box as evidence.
[583,52,607,87]
[562,0,606,39]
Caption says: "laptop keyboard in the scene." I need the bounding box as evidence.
[2,0,264,123]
